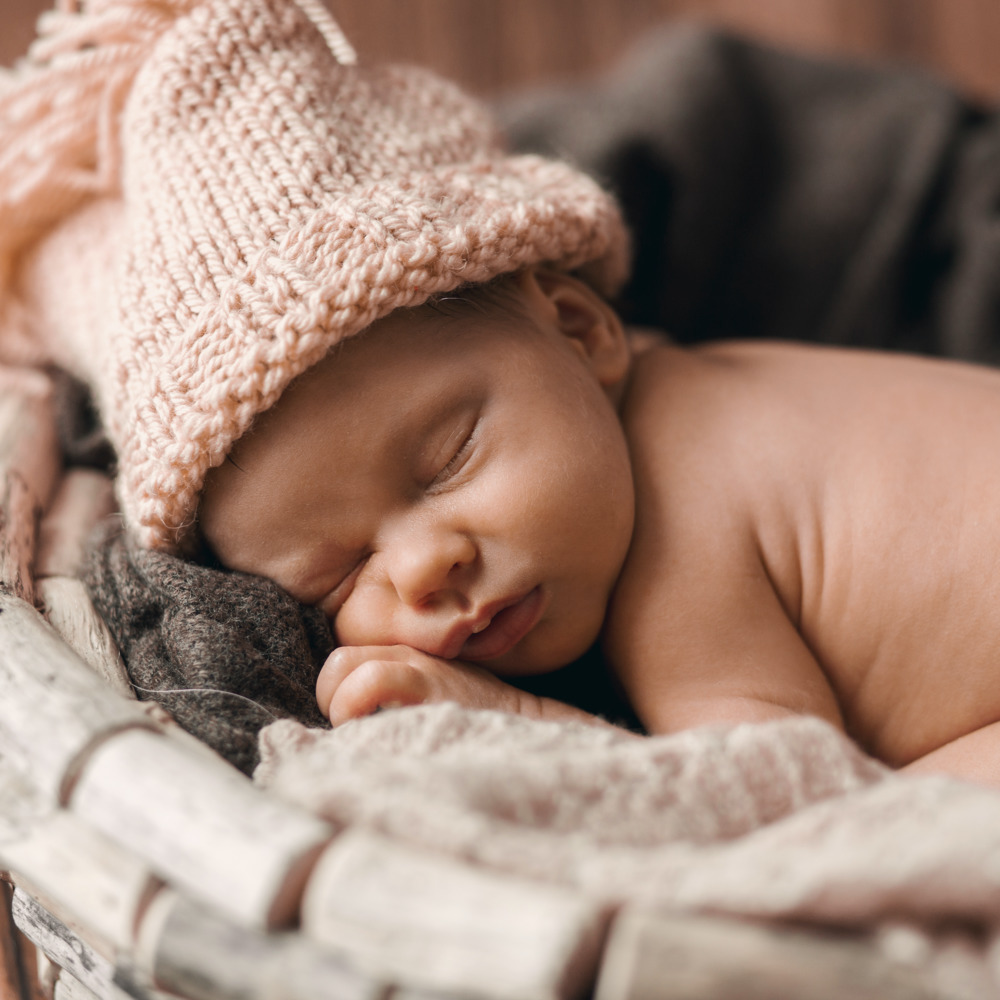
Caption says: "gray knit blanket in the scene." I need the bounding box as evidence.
[85,25,1000,771]
[85,524,331,774]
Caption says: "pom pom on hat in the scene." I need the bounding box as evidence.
[2,0,630,552]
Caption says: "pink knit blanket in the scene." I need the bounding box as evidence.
[255,705,1000,997]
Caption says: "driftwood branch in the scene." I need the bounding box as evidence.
[69,728,333,931]
[0,593,154,806]
[53,970,101,1000]
[301,829,609,1000]
[0,370,60,605]
[0,809,159,958]
[594,909,943,1000]
[0,472,39,605]
[11,891,119,1000]
[35,470,115,581]
[136,890,383,1000]
[37,577,133,699]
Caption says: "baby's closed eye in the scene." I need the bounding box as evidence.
[319,554,370,616]
[426,413,481,491]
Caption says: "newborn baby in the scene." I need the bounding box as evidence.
[201,268,1000,788]
[8,0,998,787]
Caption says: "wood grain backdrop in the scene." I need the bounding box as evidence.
[3,0,1000,99]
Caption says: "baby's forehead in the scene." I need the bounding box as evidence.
[280,291,532,396]
[211,279,547,496]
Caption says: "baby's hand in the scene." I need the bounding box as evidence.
[315,644,525,725]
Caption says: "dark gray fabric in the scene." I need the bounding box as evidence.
[504,24,1000,363]
[84,524,332,774]
[84,27,1000,766]
[50,367,115,470]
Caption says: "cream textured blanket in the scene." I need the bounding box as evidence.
[256,705,1000,997]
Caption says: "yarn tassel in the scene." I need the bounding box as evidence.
[0,0,199,301]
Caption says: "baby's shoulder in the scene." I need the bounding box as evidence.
[618,340,789,553]
[624,338,1000,455]
[618,337,1000,576]
[620,339,803,473]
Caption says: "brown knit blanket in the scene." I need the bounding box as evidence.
[85,525,331,774]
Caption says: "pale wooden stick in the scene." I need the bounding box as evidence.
[391,989,474,1000]
[52,969,174,1000]
[0,370,60,502]
[70,728,333,931]
[301,829,609,1000]
[12,892,165,1000]
[53,971,100,1000]
[0,472,39,605]
[51,959,177,1000]
[135,889,385,1000]
[35,470,115,581]
[0,755,47,855]
[0,592,154,806]
[0,371,61,605]
[0,809,160,958]
[37,576,134,699]
[11,892,121,1000]
[594,909,938,1000]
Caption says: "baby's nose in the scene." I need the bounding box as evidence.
[387,526,476,608]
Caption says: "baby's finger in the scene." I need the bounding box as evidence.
[317,645,402,714]
[317,644,437,716]
[327,659,430,726]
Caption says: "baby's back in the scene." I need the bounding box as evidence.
[609,340,1000,768]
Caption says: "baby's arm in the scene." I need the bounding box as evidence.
[608,546,842,736]
[902,721,1000,787]
[604,421,844,736]
[315,645,627,730]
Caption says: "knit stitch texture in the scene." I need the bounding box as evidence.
[85,520,333,773]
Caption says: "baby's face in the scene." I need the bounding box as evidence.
[201,272,635,676]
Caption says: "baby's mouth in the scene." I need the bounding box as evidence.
[459,586,545,662]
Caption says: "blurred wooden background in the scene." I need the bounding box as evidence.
[3,0,1000,100]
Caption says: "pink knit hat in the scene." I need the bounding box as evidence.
[0,0,629,552]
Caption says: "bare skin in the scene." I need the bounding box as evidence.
[201,269,1000,786]
[607,339,1000,784]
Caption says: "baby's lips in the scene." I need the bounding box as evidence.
[459,586,545,661]
[432,593,526,660]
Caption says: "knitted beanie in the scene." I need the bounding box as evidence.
[0,0,629,552]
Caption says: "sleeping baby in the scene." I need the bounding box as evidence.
[5,0,999,786]
[201,266,1000,788]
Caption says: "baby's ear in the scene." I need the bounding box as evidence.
[518,269,630,388]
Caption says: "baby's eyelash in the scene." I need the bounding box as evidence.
[433,420,479,486]
[322,555,369,616]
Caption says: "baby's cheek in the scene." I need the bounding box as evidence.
[331,589,386,648]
